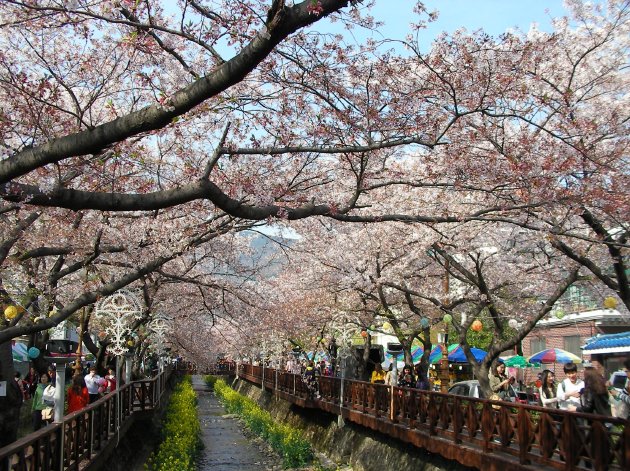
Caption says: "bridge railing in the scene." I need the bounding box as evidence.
[0,368,172,471]
[238,364,629,471]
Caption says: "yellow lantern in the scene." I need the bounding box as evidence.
[127,340,135,347]
[603,297,617,309]
[4,305,18,320]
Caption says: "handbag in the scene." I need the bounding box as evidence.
[41,407,54,420]
[489,393,502,410]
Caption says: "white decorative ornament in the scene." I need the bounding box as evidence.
[508,319,519,329]
[149,314,172,353]
[94,290,143,356]
[330,313,361,359]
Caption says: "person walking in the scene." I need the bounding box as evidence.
[576,367,611,416]
[84,366,102,403]
[557,362,584,411]
[414,363,430,391]
[370,363,386,384]
[67,375,90,413]
[31,372,51,430]
[25,366,39,398]
[538,369,559,408]
[302,361,319,399]
[104,367,117,394]
[398,365,416,388]
[609,357,630,419]
[384,363,396,386]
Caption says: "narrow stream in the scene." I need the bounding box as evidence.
[192,375,283,471]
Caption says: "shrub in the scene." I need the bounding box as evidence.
[210,377,313,468]
[146,376,201,471]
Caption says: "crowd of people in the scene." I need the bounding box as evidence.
[14,363,122,431]
[279,353,630,422]
[535,358,630,419]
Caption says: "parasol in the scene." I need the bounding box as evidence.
[528,348,582,364]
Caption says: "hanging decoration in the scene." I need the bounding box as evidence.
[443,314,452,324]
[4,305,18,320]
[420,317,430,329]
[471,319,483,332]
[508,319,519,329]
[149,314,172,353]
[94,290,142,356]
[28,346,40,359]
[555,309,565,319]
[603,297,617,310]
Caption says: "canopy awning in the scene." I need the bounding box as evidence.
[582,331,630,355]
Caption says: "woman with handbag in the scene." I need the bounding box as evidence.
[489,360,514,400]
[31,372,52,430]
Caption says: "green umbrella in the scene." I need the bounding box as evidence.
[504,355,537,368]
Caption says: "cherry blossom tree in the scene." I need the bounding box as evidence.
[0,0,627,445]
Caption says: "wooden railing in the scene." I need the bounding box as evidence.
[238,364,630,471]
[0,368,173,471]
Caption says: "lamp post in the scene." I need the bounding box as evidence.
[437,332,450,392]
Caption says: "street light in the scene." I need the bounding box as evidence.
[437,332,450,392]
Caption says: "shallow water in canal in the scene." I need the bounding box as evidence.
[192,376,283,471]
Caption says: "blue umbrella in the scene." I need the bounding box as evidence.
[386,346,443,365]
[448,345,487,363]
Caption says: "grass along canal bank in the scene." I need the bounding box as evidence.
[206,375,315,469]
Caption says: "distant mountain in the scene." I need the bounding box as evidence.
[240,232,297,278]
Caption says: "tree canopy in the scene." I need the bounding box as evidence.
[0,0,628,388]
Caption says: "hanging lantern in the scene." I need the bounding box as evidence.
[443,314,453,324]
[420,317,430,329]
[471,320,483,332]
[508,319,519,329]
[361,330,368,338]
[127,339,135,347]
[555,309,565,319]
[382,322,392,331]
[28,346,40,359]
[4,305,18,320]
[603,297,617,310]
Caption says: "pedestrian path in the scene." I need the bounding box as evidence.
[192,375,283,471]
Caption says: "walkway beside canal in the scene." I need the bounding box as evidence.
[192,375,284,471]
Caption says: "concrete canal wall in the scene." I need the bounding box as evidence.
[232,378,473,471]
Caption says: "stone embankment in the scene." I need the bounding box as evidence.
[231,378,473,471]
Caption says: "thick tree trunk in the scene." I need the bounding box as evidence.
[0,340,23,448]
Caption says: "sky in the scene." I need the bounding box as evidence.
[364,0,568,43]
